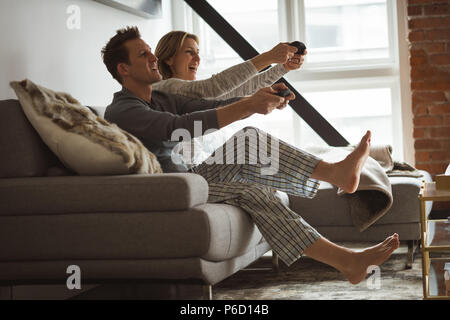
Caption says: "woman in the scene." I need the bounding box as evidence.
[153,30,304,100]
[153,31,305,164]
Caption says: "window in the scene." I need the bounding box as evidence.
[171,0,404,161]
[189,0,279,73]
[303,0,392,65]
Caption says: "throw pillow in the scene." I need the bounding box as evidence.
[10,79,163,175]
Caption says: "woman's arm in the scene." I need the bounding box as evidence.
[152,43,297,99]
[215,64,288,100]
[152,60,259,99]
[215,51,306,100]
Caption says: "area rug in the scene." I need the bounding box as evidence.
[213,243,424,300]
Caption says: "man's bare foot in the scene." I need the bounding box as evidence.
[343,234,400,285]
[334,130,371,193]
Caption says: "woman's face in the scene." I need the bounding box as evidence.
[166,37,200,80]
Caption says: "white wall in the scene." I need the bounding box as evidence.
[0,0,172,107]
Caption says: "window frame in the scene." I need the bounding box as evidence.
[280,0,398,70]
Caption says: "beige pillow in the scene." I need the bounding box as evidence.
[10,79,162,175]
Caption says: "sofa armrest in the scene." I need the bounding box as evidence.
[0,173,208,216]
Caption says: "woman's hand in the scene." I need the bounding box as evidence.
[283,49,307,71]
[251,43,298,71]
[265,43,298,64]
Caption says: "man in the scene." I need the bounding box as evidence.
[102,26,399,285]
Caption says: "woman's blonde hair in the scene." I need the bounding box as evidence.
[155,31,199,80]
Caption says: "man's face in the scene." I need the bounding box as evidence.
[121,38,162,84]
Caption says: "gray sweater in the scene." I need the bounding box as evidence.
[105,87,239,172]
[152,61,288,100]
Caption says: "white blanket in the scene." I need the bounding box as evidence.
[305,145,394,232]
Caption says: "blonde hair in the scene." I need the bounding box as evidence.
[155,31,199,80]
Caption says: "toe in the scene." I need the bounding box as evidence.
[388,237,399,250]
[382,235,393,244]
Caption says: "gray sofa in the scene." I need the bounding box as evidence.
[0,99,282,300]
[0,99,432,300]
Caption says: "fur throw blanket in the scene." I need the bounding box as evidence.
[10,79,162,174]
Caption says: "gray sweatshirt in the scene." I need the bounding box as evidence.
[104,87,239,172]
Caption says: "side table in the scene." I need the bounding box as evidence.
[418,181,450,300]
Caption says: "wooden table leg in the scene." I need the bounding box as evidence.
[272,252,279,272]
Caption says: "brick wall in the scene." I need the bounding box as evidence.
[408,0,450,209]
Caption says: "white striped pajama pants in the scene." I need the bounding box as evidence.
[190,126,323,267]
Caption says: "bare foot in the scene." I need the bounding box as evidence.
[343,234,400,285]
[334,130,371,193]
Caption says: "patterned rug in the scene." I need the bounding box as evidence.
[213,243,424,300]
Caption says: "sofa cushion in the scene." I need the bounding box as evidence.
[0,203,264,263]
[0,173,208,215]
[0,99,62,178]
[10,79,162,175]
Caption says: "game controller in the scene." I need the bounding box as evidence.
[275,89,291,97]
[289,41,306,55]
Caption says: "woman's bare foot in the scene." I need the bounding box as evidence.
[333,130,371,193]
[343,234,400,285]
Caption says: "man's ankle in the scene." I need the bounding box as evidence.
[311,160,337,185]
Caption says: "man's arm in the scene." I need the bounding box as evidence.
[105,96,220,142]
[106,83,295,143]
[174,82,294,129]
[216,98,254,128]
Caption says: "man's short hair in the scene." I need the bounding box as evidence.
[101,26,141,84]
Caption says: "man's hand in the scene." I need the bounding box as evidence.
[284,49,307,71]
[216,83,295,128]
[246,87,283,115]
[272,83,295,110]
[247,83,295,115]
